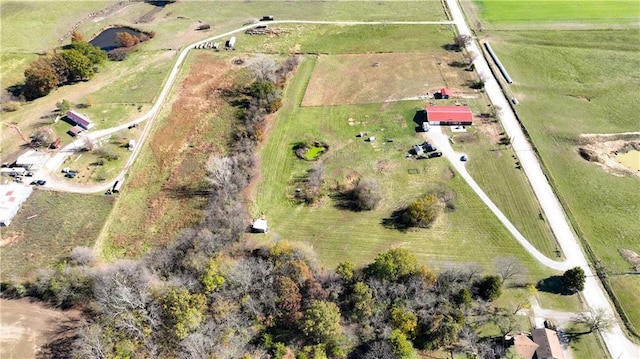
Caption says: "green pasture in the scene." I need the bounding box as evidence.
[254,57,557,281]
[0,191,114,280]
[489,29,640,332]
[473,0,639,27]
[238,24,455,54]
[451,126,558,258]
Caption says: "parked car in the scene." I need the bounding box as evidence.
[65,172,76,178]
[460,155,468,162]
[31,179,47,186]
[428,151,443,158]
[25,171,34,177]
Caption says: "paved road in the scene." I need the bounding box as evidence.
[444,0,639,357]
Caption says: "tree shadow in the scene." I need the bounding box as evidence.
[381,208,411,232]
[448,60,468,68]
[164,183,212,203]
[536,275,574,295]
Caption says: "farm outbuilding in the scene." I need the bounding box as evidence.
[434,88,450,99]
[425,105,473,126]
[0,183,33,226]
[68,125,84,137]
[252,218,269,233]
[66,110,95,130]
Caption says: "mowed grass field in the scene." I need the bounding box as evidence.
[253,56,557,282]
[488,29,640,333]
[0,191,114,279]
[471,0,639,28]
[302,52,473,106]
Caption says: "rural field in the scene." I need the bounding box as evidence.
[465,0,640,339]
[97,51,239,259]
[0,191,114,279]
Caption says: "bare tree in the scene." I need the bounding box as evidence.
[250,55,276,82]
[494,256,526,285]
[74,323,108,359]
[70,246,98,266]
[572,307,614,333]
[454,34,473,49]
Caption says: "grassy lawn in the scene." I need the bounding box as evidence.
[0,191,114,280]
[253,57,558,280]
[472,0,639,28]
[452,126,558,258]
[488,29,640,333]
[240,24,455,55]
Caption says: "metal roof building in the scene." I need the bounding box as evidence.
[0,183,33,226]
[66,110,95,130]
[425,105,473,126]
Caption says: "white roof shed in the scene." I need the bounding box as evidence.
[0,183,33,226]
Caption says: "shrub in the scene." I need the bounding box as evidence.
[1,101,21,112]
[351,179,383,211]
[402,194,440,228]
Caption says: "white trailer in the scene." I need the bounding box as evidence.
[226,37,236,50]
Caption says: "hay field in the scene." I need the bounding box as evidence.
[302,52,476,106]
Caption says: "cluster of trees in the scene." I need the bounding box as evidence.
[108,31,154,61]
[22,39,106,100]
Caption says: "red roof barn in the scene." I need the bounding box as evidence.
[434,88,451,99]
[425,105,473,126]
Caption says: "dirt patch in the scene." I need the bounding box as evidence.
[375,160,396,174]
[0,299,82,359]
[0,231,25,248]
[442,167,455,181]
[578,133,640,177]
[620,248,640,271]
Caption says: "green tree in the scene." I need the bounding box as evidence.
[474,275,502,302]
[562,267,586,293]
[201,258,225,293]
[24,57,59,99]
[402,194,440,228]
[453,287,472,307]
[160,287,207,340]
[249,80,276,100]
[391,307,418,338]
[336,261,355,282]
[351,282,373,321]
[389,329,416,359]
[56,99,71,114]
[62,49,94,81]
[301,301,342,344]
[366,248,424,281]
[69,41,107,65]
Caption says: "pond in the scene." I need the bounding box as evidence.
[89,27,144,51]
[616,150,640,171]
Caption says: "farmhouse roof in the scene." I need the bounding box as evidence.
[0,183,33,226]
[425,105,473,123]
[511,333,539,359]
[66,110,95,130]
[531,328,564,359]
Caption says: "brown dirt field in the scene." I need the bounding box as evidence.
[302,52,478,106]
[0,299,82,359]
[578,133,640,177]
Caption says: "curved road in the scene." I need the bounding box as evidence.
[444,0,639,357]
[33,10,638,358]
[39,19,454,193]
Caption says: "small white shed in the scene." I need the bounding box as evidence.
[252,218,269,233]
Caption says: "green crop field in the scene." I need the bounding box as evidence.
[472,0,639,27]
[0,191,114,280]
[488,29,640,334]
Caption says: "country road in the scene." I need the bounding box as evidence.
[28,8,638,358]
[443,0,639,357]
